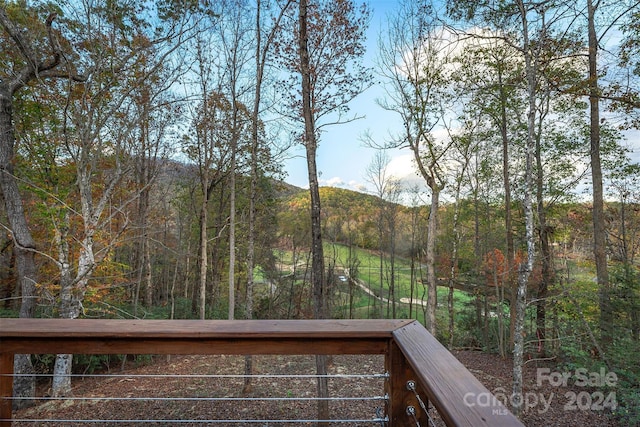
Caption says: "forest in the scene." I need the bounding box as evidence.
[1,0,639,424]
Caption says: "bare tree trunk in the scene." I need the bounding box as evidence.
[499,67,516,351]
[243,0,291,391]
[512,0,536,417]
[199,201,209,320]
[225,7,244,323]
[378,236,384,318]
[144,239,152,307]
[389,235,396,319]
[184,239,192,303]
[298,1,328,424]
[409,203,420,320]
[0,97,37,318]
[496,269,505,358]
[52,167,99,395]
[0,89,37,408]
[426,187,439,335]
[244,0,263,395]
[535,118,552,357]
[140,191,152,309]
[133,184,151,316]
[170,260,178,319]
[228,130,237,321]
[299,0,324,321]
[587,0,611,346]
[448,232,456,348]
[471,163,489,349]
[448,179,464,349]
[52,234,96,395]
[136,102,153,310]
[51,211,74,397]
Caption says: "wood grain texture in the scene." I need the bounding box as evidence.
[392,321,524,426]
[0,318,411,339]
[1,318,524,426]
[0,352,12,427]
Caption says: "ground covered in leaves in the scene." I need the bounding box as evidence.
[453,351,617,427]
[13,351,619,426]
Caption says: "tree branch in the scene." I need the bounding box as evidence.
[0,8,85,94]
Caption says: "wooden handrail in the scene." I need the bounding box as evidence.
[392,321,521,426]
[0,318,408,355]
[0,318,523,426]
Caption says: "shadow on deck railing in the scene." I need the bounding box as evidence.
[0,318,523,426]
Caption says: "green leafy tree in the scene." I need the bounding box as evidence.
[378,0,455,336]
[450,31,526,349]
[275,0,371,319]
[0,1,82,405]
[446,0,584,416]
[275,1,371,422]
[34,0,201,396]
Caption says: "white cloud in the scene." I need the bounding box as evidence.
[385,154,415,179]
[350,180,369,193]
[318,153,430,198]
[324,177,372,194]
[323,176,345,187]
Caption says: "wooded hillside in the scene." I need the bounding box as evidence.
[1,0,639,423]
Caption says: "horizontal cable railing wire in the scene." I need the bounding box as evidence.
[6,418,389,424]
[4,355,390,426]
[1,319,524,426]
[9,373,389,380]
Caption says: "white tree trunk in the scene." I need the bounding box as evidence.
[426,188,439,336]
[52,236,95,396]
[228,166,236,320]
[52,211,75,397]
[51,354,73,397]
[199,200,208,320]
[52,163,102,396]
[512,0,536,417]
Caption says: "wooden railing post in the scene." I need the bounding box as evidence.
[386,339,426,427]
[0,352,13,427]
[393,321,524,426]
[0,319,523,426]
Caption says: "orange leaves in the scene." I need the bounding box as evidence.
[483,248,506,286]
[483,248,524,287]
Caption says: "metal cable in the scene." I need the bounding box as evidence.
[3,418,389,424]
[6,373,388,379]
[6,395,387,402]
[2,370,388,424]
[376,406,387,426]
[406,380,437,427]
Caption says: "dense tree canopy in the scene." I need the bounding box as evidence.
[1,0,640,423]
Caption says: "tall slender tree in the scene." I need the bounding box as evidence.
[297,1,329,421]
[378,0,455,335]
[511,0,537,416]
[45,0,200,395]
[244,0,291,393]
[217,0,254,321]
[365,150,401,318]
[276,0,371,423]
[453,34,525,347]
[0,3,82,405]
[445,122,477,348]
[586,0,611,346]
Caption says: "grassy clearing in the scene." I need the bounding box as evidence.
[272,243,477,335]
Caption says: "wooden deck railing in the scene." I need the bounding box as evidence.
[0,318,523,426]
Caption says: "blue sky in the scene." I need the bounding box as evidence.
[281,0,640,197]
[282,0,418,194]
